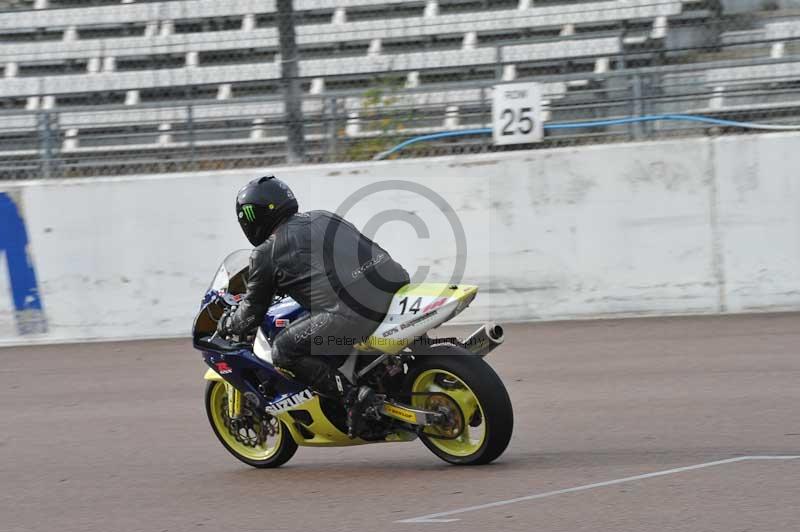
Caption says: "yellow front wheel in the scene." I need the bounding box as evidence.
[407,347,513,465]
[205,381,298,468]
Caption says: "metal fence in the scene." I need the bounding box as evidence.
[1,0,799,179]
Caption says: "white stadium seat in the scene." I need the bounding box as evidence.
[0,63,280,97]
[765,21,800,40]
[501,37,620,62]
[2,0,787,162]
[294,1,680,44]
[0,1,667,62]
[0,0,273,30]
[0,35,616,97]
[705,61,800,85]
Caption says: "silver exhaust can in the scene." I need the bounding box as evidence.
[463,323,504,357]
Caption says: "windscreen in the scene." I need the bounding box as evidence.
[208,249,251,293]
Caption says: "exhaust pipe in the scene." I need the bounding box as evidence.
[463,323,504,357]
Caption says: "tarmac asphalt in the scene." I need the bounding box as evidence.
[1,313,798,532]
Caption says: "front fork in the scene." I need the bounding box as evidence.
[225,382,243,418]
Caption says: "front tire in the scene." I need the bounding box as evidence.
[205,381,298,468]
[405,347,513,465]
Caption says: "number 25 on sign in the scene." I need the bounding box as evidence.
[492,82,544,146]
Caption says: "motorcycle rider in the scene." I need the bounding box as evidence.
[217,176,410,438]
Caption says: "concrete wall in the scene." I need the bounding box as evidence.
[1,132,799,345]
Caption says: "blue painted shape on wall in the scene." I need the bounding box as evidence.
[0,192,47,334]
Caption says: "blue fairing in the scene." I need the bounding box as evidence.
[263,297,308,342]
[194,290,312,410]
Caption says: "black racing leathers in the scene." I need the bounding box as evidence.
[228,210,410,396]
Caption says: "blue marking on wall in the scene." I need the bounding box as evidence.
[0,192,47,335]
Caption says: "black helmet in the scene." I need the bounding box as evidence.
[236,176,299,246]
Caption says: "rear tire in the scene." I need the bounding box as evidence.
[205,381,298,468]
[404,346,513,465]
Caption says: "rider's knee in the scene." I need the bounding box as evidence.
[271,343,288,368]
[271,334,297,369]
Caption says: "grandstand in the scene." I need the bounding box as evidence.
[0,0,799,178]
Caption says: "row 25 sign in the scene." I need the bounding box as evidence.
[492,82,544,146]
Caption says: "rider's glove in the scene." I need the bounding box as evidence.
[217,307,235,338]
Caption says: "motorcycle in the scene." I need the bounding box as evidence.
[193,250,513,467]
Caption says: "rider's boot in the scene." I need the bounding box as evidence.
[278,355,379,438]
[314,375,379,439]
[345,385,379,439]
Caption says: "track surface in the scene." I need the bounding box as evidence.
[1,314,798,532]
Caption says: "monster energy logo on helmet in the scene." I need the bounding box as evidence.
[241,204,256,222]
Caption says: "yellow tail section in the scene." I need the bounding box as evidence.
[363,283,478,354]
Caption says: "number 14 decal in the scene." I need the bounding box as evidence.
[398,296,422,315]
[398,296,447,315]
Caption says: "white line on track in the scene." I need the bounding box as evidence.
[396,455,800,524]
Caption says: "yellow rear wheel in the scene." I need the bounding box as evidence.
[412,369,487,457]
[205,381,298,468]
[406,348,513,465]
